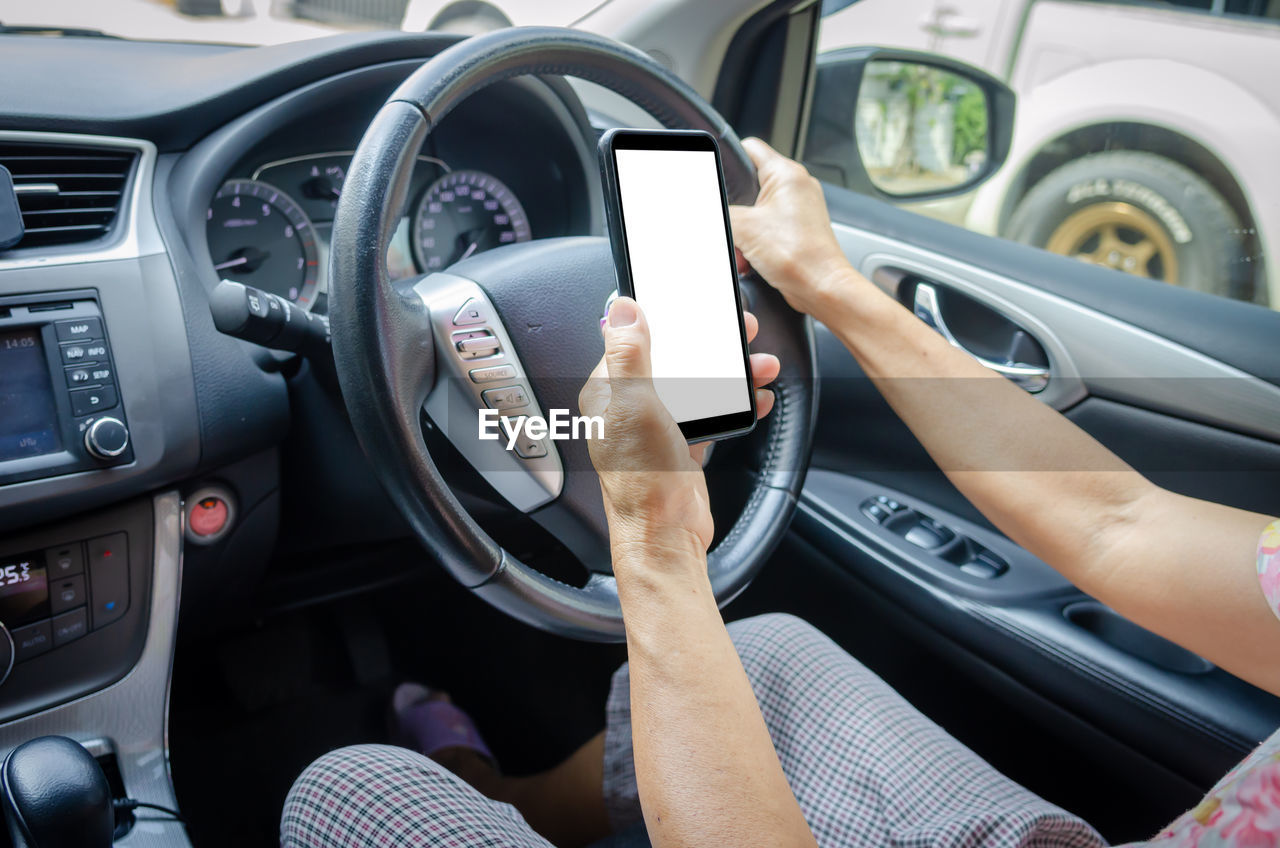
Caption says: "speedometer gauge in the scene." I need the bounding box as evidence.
[206,179,320,310]
[411,170,531,272]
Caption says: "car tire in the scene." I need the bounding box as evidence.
[1007,151,1254,302]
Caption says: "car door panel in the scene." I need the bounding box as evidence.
[825,186,1280,391]
[797,183,1280,793]
[796,471,1280,790]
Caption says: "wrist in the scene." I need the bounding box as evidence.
[807,263,867,313]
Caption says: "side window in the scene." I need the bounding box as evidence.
[809,0,1277,311]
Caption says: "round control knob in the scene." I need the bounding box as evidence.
[84,417,129,459]
[0,624,13,687]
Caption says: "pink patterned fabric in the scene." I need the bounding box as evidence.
[1137,520,1280,847]
[1257,520,1280,622]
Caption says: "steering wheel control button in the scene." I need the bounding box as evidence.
[452,298,488,326]
[49,575,87,616]
[45,544,84,578]
[514,438,547,459]
[418,275,565,511]
[469,364,516,383]
[11,621,52,663]
[83,416,129,458]
[54,317,103,343]
[455,331,501,360]
[185,486,236,546]
[482,386,529,411]
[87,533,129,630]
[71,386,119,417]
[51,608,88,647]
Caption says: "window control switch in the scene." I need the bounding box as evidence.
[860,496,909,525]
[860,500,892,523]
[902,516,956,550]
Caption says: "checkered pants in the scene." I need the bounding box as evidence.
[281,613,1106,847]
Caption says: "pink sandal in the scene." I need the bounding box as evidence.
[390,683,494,763]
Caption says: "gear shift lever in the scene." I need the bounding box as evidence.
[0,736,114,848]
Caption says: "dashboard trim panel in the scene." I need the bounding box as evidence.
[0,131,163,272]
[0,491,188,847]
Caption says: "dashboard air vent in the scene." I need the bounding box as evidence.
[0,142,137,249]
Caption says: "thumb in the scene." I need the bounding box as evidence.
[742,137,785,172]
[602,297,653,389]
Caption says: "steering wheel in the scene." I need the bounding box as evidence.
[329,26,818,641]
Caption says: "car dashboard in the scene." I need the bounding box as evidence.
[0,31,603,845]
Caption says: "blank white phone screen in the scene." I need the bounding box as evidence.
[614,147,750,425]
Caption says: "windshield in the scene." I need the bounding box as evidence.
[0,0,603,44]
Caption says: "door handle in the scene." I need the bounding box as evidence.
[913,282,1050,393]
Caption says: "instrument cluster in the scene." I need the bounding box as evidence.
[206,152,537,312]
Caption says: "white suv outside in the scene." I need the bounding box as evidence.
[819,0,1279,307]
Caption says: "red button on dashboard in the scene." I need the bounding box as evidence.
[189,497,228,537]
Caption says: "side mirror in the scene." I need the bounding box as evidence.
[802,47,1015,200]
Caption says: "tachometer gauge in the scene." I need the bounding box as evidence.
[411,170,531,272]
[206,179,320,310]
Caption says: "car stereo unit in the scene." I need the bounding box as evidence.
[0,290,132,487]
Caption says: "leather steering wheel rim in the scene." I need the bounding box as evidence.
[330,26,818,641]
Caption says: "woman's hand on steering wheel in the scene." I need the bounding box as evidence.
[578,297,780,574]
[729,138,856,316]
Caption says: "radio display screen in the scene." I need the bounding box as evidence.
[0,328,62,462]
[0,551,50,627]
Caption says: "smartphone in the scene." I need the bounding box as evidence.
[598,128,757,443]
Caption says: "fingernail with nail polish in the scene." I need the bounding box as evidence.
[608,298,638,327]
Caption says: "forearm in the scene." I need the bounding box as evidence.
[815,269,1153,579]
[814,268,1280,690]
[612,535,815,848]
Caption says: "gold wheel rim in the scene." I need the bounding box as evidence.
[1045,202,1179,283]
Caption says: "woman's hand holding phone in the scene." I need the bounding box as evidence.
[578,297,779,575]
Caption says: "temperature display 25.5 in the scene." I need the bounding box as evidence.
[0,551,49,628]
